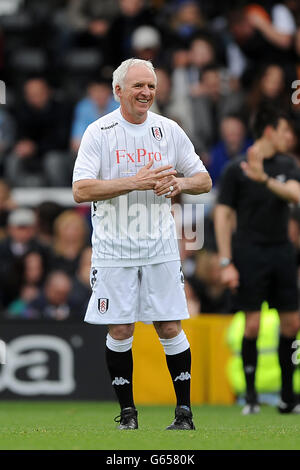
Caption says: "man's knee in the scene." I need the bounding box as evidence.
[280,312,300,337]
[244,312,260,338]
[108,323,135,340]
[153,320,182,339]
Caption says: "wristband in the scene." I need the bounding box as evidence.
[219,257,232,268]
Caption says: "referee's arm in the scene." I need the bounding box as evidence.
[261,178,300,205]
[214,203,239,290]
[214,204,236,261]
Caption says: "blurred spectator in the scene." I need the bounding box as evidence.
[70,77,118,155]
[69,245,92,313]
[172,34,217,99]
[208,114,253,187]
[107,0,156,67]
[292,26,300,82]
[49,0,119,62]
[247,63,290,117]
[0,179,17,239]
[5,77,72,187]
[51,209,89,276]
[290,28,300,117]
[131,25,163,65]
[151,67,194,138]
[186,250,232,313]
[0,207,52,308]
[5,250,48,318]
[0,0,23,15]
[228,2,296,84]
[35,201,63,246]
[245,2,296,52]
[0,108,16,175]
[191,63,245,153]
[62,0,119,32]
[167,0,206,48]
[184,280,200,317]
[71,14,112,67]
[19,270,84,320]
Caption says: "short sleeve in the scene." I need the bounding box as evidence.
[72,124,102,183]
[272,5,296,34]
[217,162,240,209]
[286,158,300,183]
[173,123,207,176]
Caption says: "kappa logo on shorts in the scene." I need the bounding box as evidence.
[151,126,163,141]
[98,298,109,314]
[180,267,184,284]
[91,268,98,288]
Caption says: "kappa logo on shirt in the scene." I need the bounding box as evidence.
[101,122,118,130]
[152,126,163,141]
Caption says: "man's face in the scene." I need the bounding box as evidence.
[221,117,245,153]
[9,225,35,244]
[270,118,295,153]
[88,83,111,109]
[24,79,50,109]
[189,39,214,67]
[201,70,221,100]
[119,0,143,16]
[116,64,156,123]
[45,275,71,306]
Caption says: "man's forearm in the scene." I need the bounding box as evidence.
[214,205,235,258]
[257,21,292,49]
[265,177,300,204]
[180,172,212,195]
[73,177,136,203]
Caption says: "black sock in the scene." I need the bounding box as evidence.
[241,336,258,398]
[165,348,191,408]
[278,334,296,404]
[105,346,135,409]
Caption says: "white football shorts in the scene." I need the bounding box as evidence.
[84,260,190,324]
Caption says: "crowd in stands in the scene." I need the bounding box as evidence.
[1,0,300,319]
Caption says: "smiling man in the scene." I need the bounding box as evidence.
[72,58,211,430]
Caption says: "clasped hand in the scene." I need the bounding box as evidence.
[135,159,180,197]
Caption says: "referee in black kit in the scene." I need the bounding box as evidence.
[214,107,300,414]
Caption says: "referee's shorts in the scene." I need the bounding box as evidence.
[233,239,299,313]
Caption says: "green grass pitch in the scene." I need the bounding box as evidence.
[1,401,300,450]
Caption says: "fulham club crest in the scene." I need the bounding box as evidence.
[152,126,163,141]
[98,298,109,314]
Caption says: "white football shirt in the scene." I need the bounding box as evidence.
[73,107,207,267]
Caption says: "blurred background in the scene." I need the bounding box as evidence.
[0,0,300,405]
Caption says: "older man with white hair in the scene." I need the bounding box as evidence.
[72,58,212,430]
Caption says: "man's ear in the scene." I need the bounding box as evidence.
[115,85,122,99]
[264,125,273,139]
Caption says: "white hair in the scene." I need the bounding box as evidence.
[112,58,157,102]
